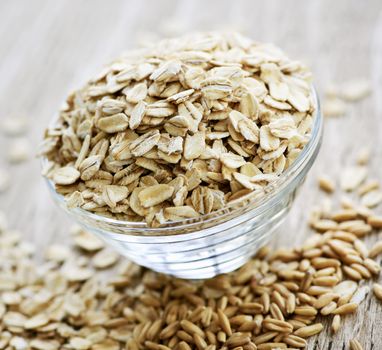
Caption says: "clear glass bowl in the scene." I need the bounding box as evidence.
[45,90,322,279]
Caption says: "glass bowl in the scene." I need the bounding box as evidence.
[45,90,322,279]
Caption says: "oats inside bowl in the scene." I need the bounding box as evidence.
[41,32,315,226]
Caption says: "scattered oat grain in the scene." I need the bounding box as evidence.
[349,339,363,350]
[7,138,30,163]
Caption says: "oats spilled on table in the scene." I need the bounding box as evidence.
[323,79,371,118]
[40,32,316,226]
[0,117,28,137]
[1,165,382,349]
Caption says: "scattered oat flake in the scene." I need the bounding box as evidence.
[30,339,60,350]
[69,337,92,350]
[45,244,71,262]
[324,83,340,98]
[73,230,104,251]
[1,117,28,136]
[323,98,346,118]
[24,314,49,329]
[93,249,119,269]
[10,336,28,350]
[3,311,27,327]
[356,146,371,165]
[62,265,93,282]
[340,166,367,191]
[7,138,31,163]
[2,291,21,305]
[341,79,371,102]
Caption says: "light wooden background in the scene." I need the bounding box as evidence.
[0,0,382,348]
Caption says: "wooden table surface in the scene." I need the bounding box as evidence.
[1,0,382,348]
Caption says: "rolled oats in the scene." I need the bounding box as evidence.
[45,244,71,262]
[138,184,174,208]
[72,229,104,252]
[1,117,28,136]
[41,32,315,226]
[183,132,205,160]
[259,125,280,151]
[356,147,371,165]
[129,100,146,129]
[7,138,31,164]
[323,98,347,118]
[10,336,28,350]
[102,185,128,208]
[340,79,371,102]
[92,249,119,269]
[24,314,49,329]
[53,167,81,185]
[69,337,92,350]
[340,166,367,191]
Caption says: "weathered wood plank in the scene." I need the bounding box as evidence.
[0,1,381,348]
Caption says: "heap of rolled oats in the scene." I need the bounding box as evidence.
[40,32,315,225]
[1,165,382,350]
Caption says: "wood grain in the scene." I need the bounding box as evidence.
[0,0,381,348]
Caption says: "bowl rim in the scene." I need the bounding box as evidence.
[44,87,322,234]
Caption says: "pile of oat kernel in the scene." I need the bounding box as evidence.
[2,159,382,350]
[40,32,315,225]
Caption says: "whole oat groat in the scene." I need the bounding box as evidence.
[41,32,315,225]
[2,163,382,349]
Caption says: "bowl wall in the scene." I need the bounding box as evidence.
[46,89,322,279]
